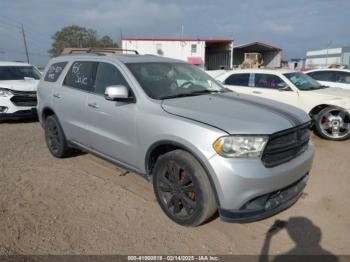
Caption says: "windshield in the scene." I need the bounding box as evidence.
[0,66,41,80]
[284,72,327,90]
[126,62,225,99]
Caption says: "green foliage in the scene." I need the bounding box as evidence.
[48,25,118,57]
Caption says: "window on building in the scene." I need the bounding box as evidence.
[191,44,197,53]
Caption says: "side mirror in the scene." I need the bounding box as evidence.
[104,85,134,102]
[277,83,292,91]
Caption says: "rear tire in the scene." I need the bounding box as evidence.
[314,106,350,141]
[152,150,217,227]
[44,115,74,158]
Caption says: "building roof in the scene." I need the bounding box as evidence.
[233,42,282,51]
[122,37,233,43]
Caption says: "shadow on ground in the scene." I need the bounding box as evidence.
[259,217,339,262]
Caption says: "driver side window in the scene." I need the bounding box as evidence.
[94,62,130,95]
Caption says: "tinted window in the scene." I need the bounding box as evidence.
[0,66,41,80]
[224,74,250,86]
[335,71,350,84]
[94,62,129,95]
[254,74,287,89]
[44,62,67,82]
[308,71,336,82]
[63,61,98,91]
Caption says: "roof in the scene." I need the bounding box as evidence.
[306,68,350,73]
[216,68,296,78]
[122,37,233,43]
[53,53,185,64]
[233,42,282,51]
[0,61,31,66]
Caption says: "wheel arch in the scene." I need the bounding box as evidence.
[309,104,331,119]
[41,107,56,127]
[145,140,221,206]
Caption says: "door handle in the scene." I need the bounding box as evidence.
[53,93,61,99]
[88,102,99,109]
[252,91,262,94]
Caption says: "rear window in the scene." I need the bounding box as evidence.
[224,73,250,86]
[44,62,68,82]
[63,61,98,92]
[0,66,41,80]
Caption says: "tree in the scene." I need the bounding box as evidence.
[48,25,118,57]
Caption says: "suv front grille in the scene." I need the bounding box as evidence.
[262,122,311,168]
[10,90,37,107]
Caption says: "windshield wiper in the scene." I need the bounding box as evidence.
[161,90,224,100]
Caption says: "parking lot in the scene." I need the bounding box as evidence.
[0,120,349,256]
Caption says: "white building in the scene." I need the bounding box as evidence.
[122,38,233,70]
[305,46,350,68]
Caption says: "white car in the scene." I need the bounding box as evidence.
[215,69,350,141]
[0,61,41,121]
[306,68,350,90]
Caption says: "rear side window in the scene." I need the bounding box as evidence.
[308,71,336,82]
[44,62,67,82]
[254,74,287,89]
[335,71,350,84]
[63,61,98,92]
[224,74,250,86]
[94,62,130,95]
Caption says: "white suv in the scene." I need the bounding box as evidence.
[215,69,350,141]
[0,61,41,120]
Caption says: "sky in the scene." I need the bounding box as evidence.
[0,0,349,67]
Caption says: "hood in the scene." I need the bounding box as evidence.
[0,79,39,92]
[311,87,350,99]
[161,92,310,135]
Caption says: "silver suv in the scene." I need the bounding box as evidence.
[37,51,315,226]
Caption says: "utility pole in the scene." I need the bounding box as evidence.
[21,24,30,63]
[325,41,332,67]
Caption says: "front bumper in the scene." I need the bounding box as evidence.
[207,140,314,222]
[218,174,308,222]
[0,108,38,120]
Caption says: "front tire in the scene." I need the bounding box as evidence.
[44,115,73,158]
[314,106,350,141]
[153,150,217,227]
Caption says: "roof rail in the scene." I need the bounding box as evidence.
[61,47,139,55]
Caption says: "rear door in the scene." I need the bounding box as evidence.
[54,60,98,146]
[86,61,138,167]
[250,73,299,107]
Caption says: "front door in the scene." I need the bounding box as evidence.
[249,73,299,108]
[86,62,138,168]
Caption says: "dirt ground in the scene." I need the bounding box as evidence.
[0,120,349,256]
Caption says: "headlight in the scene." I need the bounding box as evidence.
[0,88,13,97]
[213,135,268,158]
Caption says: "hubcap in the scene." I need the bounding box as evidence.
[320,109,350,139]
[157,161,198,219]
